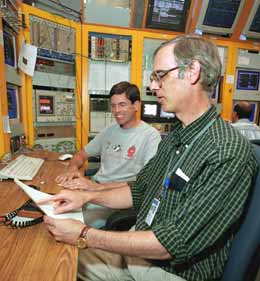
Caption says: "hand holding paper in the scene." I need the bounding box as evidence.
[38,189,86,215]
[14,178,84,222]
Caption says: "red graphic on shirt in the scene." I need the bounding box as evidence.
[127,145,136,158]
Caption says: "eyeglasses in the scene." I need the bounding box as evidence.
[150,66,180,87]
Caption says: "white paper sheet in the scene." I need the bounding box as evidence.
[14,178,84,222]
[18,39,37,77]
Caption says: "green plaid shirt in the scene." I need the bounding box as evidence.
[130,106,258,281]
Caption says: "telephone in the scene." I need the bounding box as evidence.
[0,185,44,228]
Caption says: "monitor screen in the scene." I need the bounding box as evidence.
[236,70,260,91]
[143,103,158,117]
[146,0,191,32]
[7,87,19,119]
[160,108,175,119]
[3,30,16,67]
[203,0,241,28]
[249,103,257,122]
[38,95,54,115]
[195,0,245,36]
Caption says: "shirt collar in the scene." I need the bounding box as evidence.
[171,105,218,147]
[236,119,251,124]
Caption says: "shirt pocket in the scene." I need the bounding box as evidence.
[168,168,190,192]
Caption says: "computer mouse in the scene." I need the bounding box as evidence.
[58,154,73,161]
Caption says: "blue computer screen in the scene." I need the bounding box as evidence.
[236,70,260,91]
[3,31,16,67]
[7,87,18,119]
[203,0,241,28]
[249,103,256,122]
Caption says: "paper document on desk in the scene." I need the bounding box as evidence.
[14,178,84,222]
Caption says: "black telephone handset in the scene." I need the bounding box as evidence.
[0,185,44,228]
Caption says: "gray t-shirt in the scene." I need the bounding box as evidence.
[84,121,161,183]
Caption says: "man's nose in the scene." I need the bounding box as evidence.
[149,80,160,92]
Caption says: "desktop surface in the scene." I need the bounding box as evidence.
[0,150,78,281]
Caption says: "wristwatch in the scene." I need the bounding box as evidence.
[76,225,91,249]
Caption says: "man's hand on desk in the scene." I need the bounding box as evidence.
[55,170,82,186]
[62,176,100,191]
[44,216,86,245]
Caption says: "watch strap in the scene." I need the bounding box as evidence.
[79,225,91,239]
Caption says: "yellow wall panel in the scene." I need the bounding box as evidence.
[0,16,8,155]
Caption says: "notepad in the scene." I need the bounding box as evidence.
[14,178,84,222]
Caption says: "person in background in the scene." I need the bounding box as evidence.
[40,35,258,281]
[231,101,260,140]
[55,81,161,228]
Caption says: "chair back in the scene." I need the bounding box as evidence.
[250,139,260,146]
[222,144,260,281]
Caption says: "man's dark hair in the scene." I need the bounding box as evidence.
[109,81,140,104]
[234,103,252,119]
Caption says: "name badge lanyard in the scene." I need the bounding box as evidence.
[145,118,217,226]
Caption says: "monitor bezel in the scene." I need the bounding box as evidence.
[241,0,260,40]
[7,85,20,123]
[141,101,176,123]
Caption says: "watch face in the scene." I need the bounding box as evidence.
[77,237,88,249]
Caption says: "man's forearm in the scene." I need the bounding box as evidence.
[68,150,87,171]
[87,229,171,260]
[95,181,129,191]
[89,185,133,209]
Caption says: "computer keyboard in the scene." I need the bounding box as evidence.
[0,155,44,181]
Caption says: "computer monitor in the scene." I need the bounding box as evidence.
[146,0,192,32]
[241,0,260,40]
[38,95,55,115]
[3,30,17,68]
[249,102,258,122]
[195,0,245,36]
[7,85,19,122]
[159,107,175,119]
[236,70,260,91]
[141,101,159,121]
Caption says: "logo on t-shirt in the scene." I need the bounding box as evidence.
[127,145,136,158]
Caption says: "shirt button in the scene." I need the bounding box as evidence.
[176,150,180,155]
[185,144,189,148]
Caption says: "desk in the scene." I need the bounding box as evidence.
[0,150,78,281]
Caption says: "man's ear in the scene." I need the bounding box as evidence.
[232,111,238,123]
[133,100,140,111]
[188,60,201,85]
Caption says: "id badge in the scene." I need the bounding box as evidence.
[145,198,160,226]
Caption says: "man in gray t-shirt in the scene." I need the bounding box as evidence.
[55,81,161,227]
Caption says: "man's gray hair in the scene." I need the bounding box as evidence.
[154,34,222,93]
